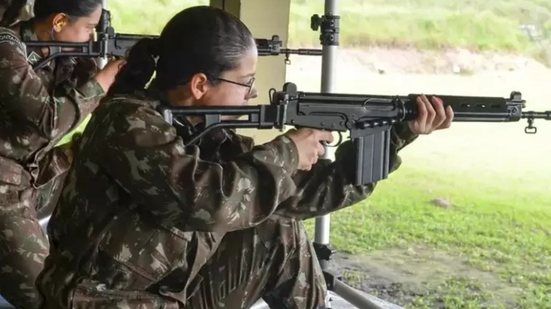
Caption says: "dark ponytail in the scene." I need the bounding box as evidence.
[108,38,158,96]
[33,0,102,20]
[110,6,255,95]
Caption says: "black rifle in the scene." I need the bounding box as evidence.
[159,82,551,185]
[23,9,322,69]
[255,35,322,62]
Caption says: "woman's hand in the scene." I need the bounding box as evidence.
[286,128,334,171]
[408,95,454,134]
[94,59,126,93]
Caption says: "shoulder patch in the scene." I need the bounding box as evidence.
[0,27,25,55]
[0,28,19,44]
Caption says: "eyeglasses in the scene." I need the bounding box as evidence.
[214,76,256,97]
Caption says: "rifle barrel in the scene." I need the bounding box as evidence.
[522,111,551,120]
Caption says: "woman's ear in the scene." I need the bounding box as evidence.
[51,13,69,32]
[189,73,210,100]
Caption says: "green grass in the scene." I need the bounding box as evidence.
[410,277,496,309]
[108,0,208,34]
[322,166,550,253]
[304,164,551,308]
[289,0,551,65]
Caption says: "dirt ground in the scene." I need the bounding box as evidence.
[286,46,549,77]
[328,248,522,308]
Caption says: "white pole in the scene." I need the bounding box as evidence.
[314,0,339,253]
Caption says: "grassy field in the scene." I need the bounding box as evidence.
[320,166,550,308]
[289,0,551,65]
[108,0,208,34]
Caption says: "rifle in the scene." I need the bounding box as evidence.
[23,9,322,69]
[159,82,551,185]
[256,35,322,63]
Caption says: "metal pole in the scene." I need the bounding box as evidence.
[314,0,338,263]
[311,2,390,308]
[333,280,390,309]
[320,0,338,93]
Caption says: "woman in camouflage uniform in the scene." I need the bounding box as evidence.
[0,0,123,307]
[38,6,453,309]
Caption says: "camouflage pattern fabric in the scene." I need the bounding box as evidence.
[0,0,33,27]
[0,20,104,308]
[37,92,417,308]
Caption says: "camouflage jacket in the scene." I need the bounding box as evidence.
[0,21,104,192]
[0,0,33,27]
[39,93,417,307]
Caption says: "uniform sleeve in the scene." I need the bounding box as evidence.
[0,29,104,140]
[95,104,300,233]
[274,123,419,219]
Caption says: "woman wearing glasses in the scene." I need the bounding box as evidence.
[38,6,453,308]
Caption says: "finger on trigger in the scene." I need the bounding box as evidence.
[322,131,334,143]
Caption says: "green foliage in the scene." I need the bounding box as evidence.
[108,0,208,34]
[304,164,551,308]
[289,0,551,64]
